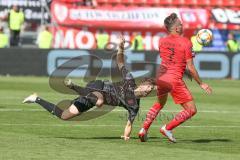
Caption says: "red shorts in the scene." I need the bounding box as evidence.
[157,75,193,104]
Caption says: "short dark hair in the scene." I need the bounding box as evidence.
[164,13,178,31]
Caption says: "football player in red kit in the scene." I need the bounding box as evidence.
[138,13,212,143]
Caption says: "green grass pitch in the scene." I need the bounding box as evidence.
[0,76,239,160]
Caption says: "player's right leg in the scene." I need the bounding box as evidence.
[23,92,103,120]
[138,95,168,142]
[138,77,171,142]
[22,93,65,119]
[23,94,81,120]
[61,104,80,120]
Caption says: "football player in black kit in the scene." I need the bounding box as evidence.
[23,37,156,140]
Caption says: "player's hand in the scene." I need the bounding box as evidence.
[121,135,130,141]
[200,83,212,94]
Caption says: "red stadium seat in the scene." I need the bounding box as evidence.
[132,0,146,6]
[237,0,240,7]
[159,0,173,6]
[209,0,223,7]
[59,0,83,2]
[172,0,185,6]
[222,0,236,7]
[197,0,211,6]
[185,0,198,6]
[146,0,159,6]
[114,3,126,8]
[121,0,132,5]
[108,0,121,5]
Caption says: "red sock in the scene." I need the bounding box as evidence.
[166,109,196,130]
[143,103,163,130]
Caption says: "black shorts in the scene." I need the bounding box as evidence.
[71,80,104,112]
[72,96,95,113]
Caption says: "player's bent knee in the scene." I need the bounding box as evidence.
[187,107,197,116]
[191,107,197,115]
[60,104,80,120]
[61,115,70,120]
[69,104,81,114]
[96,99,104,107]
[182,101,197,116]
[60,113,76,120]
[90,92,104,107]
[86,92,99,105]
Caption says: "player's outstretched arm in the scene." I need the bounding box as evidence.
[116,36,125,70]
[186,59,212,94]
[121,109,138,141]
[121,120,132,141]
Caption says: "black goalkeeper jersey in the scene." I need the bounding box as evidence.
[102,66,140,122]
[72,66,140,122]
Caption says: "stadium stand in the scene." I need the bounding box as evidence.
[1,0,239,49]
[57,0,239,7]
[95,0,239,7]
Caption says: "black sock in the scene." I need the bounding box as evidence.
[35,97,63,119]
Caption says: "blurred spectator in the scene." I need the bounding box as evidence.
[226,32,239,53]
[36,25,53,49]
[131,32,143,50]
[83,0,98,7]
[0,26,9,48]
[8,5,24,46]
[74,0,97,7]
[191,30,203,52]
[96,28,109,49]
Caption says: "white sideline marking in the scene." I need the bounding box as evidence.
[0,108,239,114]
[0,123,239,128]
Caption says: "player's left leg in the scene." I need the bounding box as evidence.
[160,100,197,143]
[64,79,89,95]
[166,100,197,130]
[160,80,196,142]
[23,92,103,120]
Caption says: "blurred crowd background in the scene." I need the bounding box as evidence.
[0,0,240,53]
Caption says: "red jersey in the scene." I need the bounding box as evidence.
[159,34,194,80]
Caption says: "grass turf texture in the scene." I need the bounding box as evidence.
[0,76,239,160]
